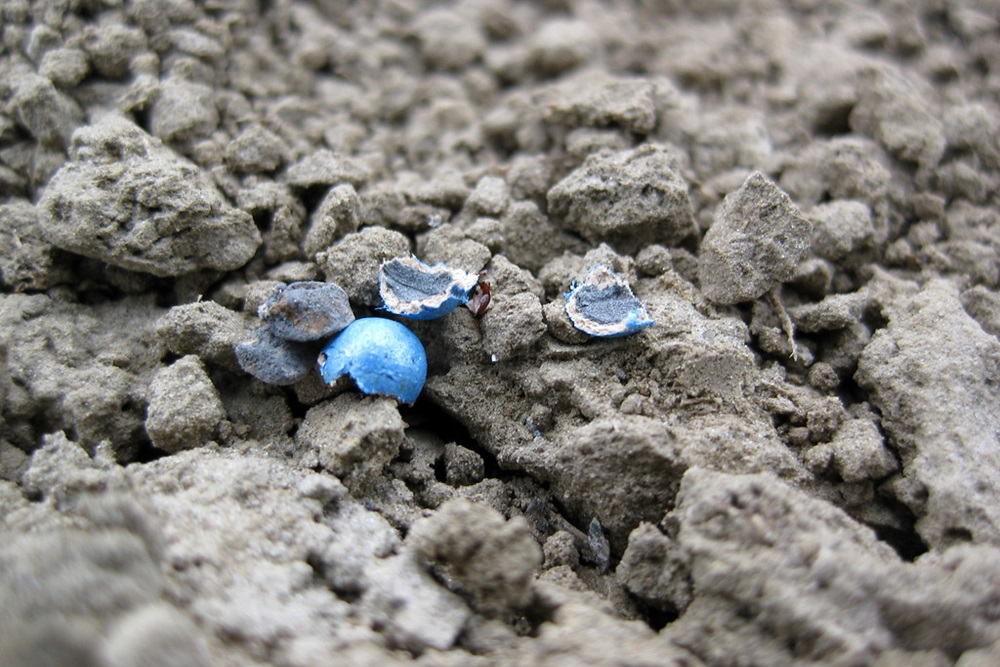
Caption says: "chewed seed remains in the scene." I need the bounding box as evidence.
[565,265,654,338]
[379,256,479,320]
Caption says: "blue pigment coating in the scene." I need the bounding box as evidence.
[236,325,316,385]
[318,318,427,404]
[379,256,479,320]
[260,281,354,342]
[565,265,654,338]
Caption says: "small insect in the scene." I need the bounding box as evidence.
[465,271,491,317]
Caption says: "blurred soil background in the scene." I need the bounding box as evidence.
[2,1,1000,666]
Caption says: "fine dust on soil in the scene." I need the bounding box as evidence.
[2,1,1000,666]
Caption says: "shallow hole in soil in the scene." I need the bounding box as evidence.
[298,183,332,216]
[130,438,170,465]
[629,594,680,631]
[874,524,928,561]
[399,397,504,480]
[813,102,855,137]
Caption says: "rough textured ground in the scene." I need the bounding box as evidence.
[2,1,1000,665]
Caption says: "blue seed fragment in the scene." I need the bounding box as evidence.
[259,281,355,342]
[318,317,427,404]
[379,256,479,320]
[564,265,654,338]
[236,325,317,385]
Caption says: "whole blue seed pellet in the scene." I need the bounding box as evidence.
[236,325,316,385]
[318,318,427,404]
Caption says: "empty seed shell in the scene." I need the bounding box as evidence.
[318,317,427,404]
[379,256,479,320]
[565,265,654,338]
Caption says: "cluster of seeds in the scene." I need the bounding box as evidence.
[236,258,652,403]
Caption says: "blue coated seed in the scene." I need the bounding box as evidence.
[565,265,654,338]
[259,281,354,342]
[236,325,316,385]
[379,256,479,320]
[318,318,427,404]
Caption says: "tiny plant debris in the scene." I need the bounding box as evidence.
[258,281,355,342]
[379,256,480,320]
[318,317,427,404]
[588,518,611,574]
[465,271,491,317]
[565,265,654,337]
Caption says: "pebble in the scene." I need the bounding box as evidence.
[564,265,654,338]
[319,318,427,404]
[379,256,479,320]
[698,171,812,305]
[258,281,354,342]
[149,77,219,143]
[320,227,411,306]
[547,144,696,254]
[235,325,316,386]
[37,115,260,276]
[145,356,225,453]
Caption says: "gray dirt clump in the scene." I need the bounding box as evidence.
[547,144,697,254]
[4,1,1000,665]
[101,604,213,667]
[857,278,1000,549]
[224,124,288,174]
[295,394,406,495]
[145,355,225,454]
[148,77,219,144]
[7,70,84,147]
[37,115,261,277]
[0,294,163,460]
[0,528,165,663]
[481,291,546,362]
[542,73,659,135]
[809,199,878,264]
[408,498,542,618]
[155,300,253,371]
[0,199,72,291]
[640,468,1000,666]
[303,184,361,259]
[360,552,471,653]
[699,171,813,304]
[319,227,411,307]
[850,66,947,168]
